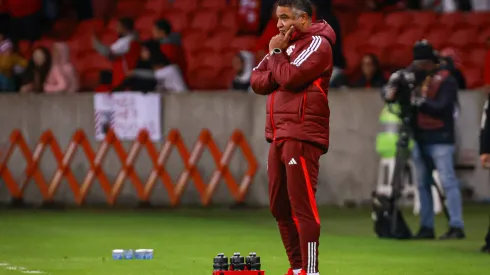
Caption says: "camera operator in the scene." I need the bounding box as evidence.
[383,40,465,240]
[480,90,490,253]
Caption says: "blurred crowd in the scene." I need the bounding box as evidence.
[0,0,489,93]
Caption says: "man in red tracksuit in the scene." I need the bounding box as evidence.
[250,1,335,275]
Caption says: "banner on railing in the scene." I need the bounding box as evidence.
[94,92,161,141]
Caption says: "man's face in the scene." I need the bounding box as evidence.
[116,22,124,35]
[152,26,165,40]
[276,6,302,35]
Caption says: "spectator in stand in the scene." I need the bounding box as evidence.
[20,46,69,93]
[231,51,254,91]
[152,19,187,79]
[120,40,188,93]
[0,38,27,91]
[51,42,79,93]
[92,17,141,89]
[439,48,466,90]
[6,0,43,42]
[484,36,490,92]
[353,54,386,88]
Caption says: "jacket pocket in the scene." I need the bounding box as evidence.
[298,93,307,121]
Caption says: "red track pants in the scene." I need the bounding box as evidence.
[268,140,323,274]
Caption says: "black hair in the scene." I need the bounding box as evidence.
[23,46,52,93]
[277,0,313,17]
[155,19,172,34]
[119,17,134,31]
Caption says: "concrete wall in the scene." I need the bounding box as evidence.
[0,90,488,206]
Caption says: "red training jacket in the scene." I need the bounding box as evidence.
[484,49,490,86]
[5,0,41,17]
[251,20,336,152]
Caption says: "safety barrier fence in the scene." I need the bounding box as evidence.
[0,129,258,206]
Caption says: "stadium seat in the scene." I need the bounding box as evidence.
[479,29,490,45]
[144,0,172,15]
[202,30,236,53]
[343,30,371,52]
[225,36,257,53]
[33,38,55,50]
[433,12,469,31]
[447,28,479,48]
[387,45,412,69]
[163,11,189,33]
[343,50,361,74]
[182,31,207,54]
[188,68,221,90]
[173,0,199,12]
[423,27,452,49]
[106,19,119,33]
[395,28,426,47]
[100,32,119,46]
[74,19,105,37]
[189,10,220,33]
[135,16,158,36]
[366,30,398,49]
[356,12,384,32]
[201,0,227,10]
[115,0,144,18]
[466,12,490,29]
[468,47,488,67]
[384,12,412,31]
[220,8,239,34]
[463,66,483,89]
[410,12,438,32]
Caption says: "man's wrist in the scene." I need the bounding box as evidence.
[270,48,282,55]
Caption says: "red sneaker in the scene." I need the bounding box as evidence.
[285,268,294,275]
[299,270,307,275]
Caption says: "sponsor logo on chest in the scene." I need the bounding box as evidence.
[286,45,296,56]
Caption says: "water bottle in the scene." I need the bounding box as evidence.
[213,253,229,271]
[230,252,245,271]
[246,252,261,270]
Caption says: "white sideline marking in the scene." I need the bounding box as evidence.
[0,262,46,274]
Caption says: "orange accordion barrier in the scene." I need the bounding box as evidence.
[0,129,258,206]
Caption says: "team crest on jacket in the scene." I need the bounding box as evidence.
[286,45,295,56]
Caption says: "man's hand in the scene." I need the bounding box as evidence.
[481,154,490,168]
[269,26,294,53]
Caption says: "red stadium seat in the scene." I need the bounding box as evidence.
[433,12,469,31]
[366,30,398,49]
[468,47,488,67]
[479,29,490,45]
[201,0,227,10]
[226,36,257,52]
[182,31,207,54]
[74,19,105,36]
[388,45,412,69]
[343,30,371,52]
[144,0,172,15]
[356,12,384,32]
[423,27,452,49]
[463,66,483,89]
[384,12,412,31]
[163,11,189,33]
[466,12,490,29]
[135,16,158,35]
[202,30,236,52]
[115,0,144,18]
[189,10,219,33]
[344,50,361,74]
[173,0,199,12]
[220,8,238,34]
[188,68,221,90]
[411,12,438,32]
[447,28,479,48]
[395,28,426,47]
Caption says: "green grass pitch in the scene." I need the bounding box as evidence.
[0,205,489,275]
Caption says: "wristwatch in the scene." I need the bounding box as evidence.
[270,48,282,55]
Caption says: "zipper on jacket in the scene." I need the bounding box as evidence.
[270,91,277,140]
[300,93,307,121]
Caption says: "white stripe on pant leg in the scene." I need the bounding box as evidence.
[313,242,316,273]
[307,242,311,274]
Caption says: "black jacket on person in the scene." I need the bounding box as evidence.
[480,94,490,155]
[413,70,459,145]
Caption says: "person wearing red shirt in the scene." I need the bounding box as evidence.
[151,19,188,82]
[5,0,42,42]
[92,17,141,88]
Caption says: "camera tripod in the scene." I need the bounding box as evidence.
[388,109,450,236]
